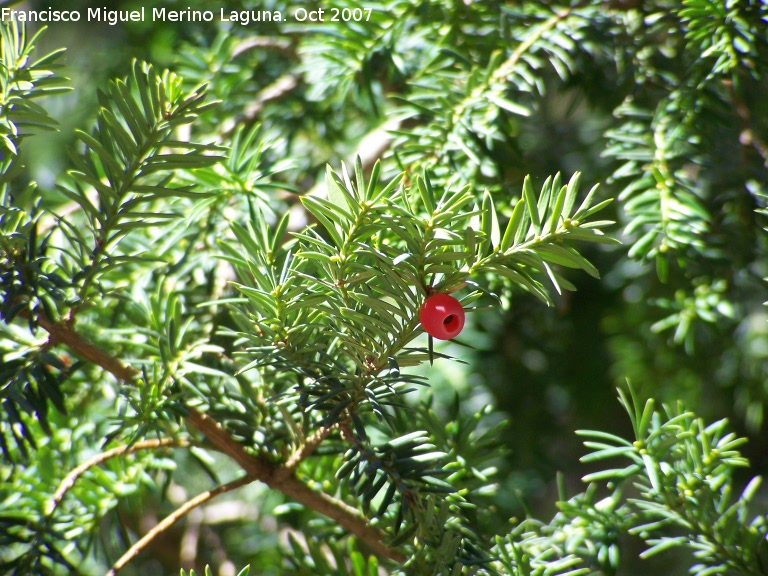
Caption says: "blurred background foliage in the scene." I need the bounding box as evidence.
[3,0,768,574]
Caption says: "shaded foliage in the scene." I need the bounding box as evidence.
[2,0,768,575]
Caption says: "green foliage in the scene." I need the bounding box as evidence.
[0,21,69,156]
[1,38,223,459]
[54,59,222,309]
[225,163,611,387]
[1,19,71,459]
[492,383,768,576]
[283,535,381,576]
[389,5,589,185]
[1,1,767,575]
[0,413,177,576]
[579,384,767,575]
[598,0,768,352]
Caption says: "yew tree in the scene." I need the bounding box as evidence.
[2,1,768,575]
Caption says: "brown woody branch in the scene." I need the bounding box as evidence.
[36,313,139,382]
[106,474,255,576]
[32,311,405,567]
[184,410,406,562]
[283,422,338,472]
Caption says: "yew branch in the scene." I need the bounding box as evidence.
[33,311,406,566]
[105,474,255,576]
[47,437,190,516]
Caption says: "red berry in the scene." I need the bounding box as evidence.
[419,293,465,340]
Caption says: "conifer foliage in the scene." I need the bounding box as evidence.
[2,1,768,575]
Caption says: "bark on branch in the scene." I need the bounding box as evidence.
[32,311,406,567]
[47,437,190,516]
[106,474,255,576]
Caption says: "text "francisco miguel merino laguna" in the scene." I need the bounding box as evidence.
[1,7,286,26]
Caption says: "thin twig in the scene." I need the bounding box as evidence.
[47,437,190,515]
[32,313,406,565]
[276,473,406,562]
[283,422,339,472]
[497,8,572,81]
[220,73,302,138]
[179,507,204,567]
[231,36,296,59]
[185,407,405,562]
[105,474,255,576]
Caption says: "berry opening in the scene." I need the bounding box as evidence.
[420,293,465,340]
